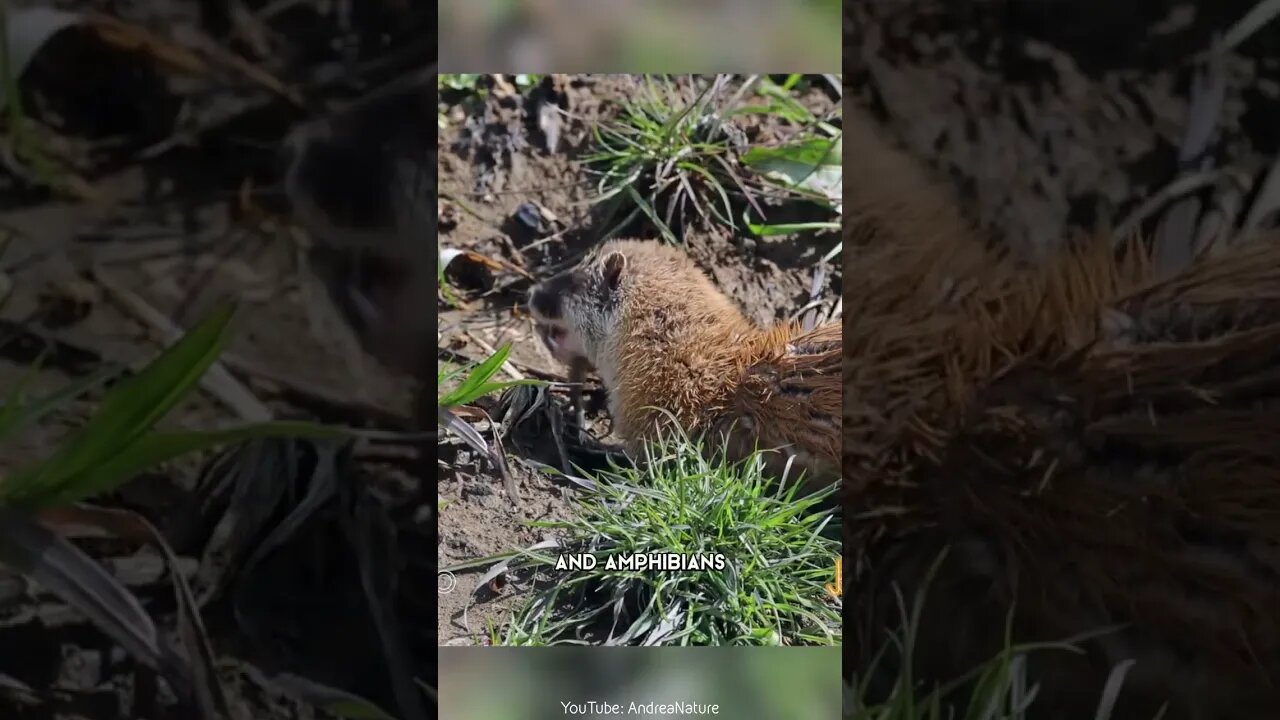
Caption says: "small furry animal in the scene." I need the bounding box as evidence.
[842,100,1280,720]
[528,239,841,492]
[282,69,435,374]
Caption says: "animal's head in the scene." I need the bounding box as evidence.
[529,239,753,371]
[281,77,434,375]
[527,244,631,369]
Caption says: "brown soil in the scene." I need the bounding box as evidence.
[848,0,1280,256]
[435,74,842,645]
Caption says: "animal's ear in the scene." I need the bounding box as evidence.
[602,251,626,290]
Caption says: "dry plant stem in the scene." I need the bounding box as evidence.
[90,265,273,422]
[1112,169,1227,240]
[1154,49,1226,275]
[463,332,525,382]
[1239,150,1280,241]
[218,351,411,428]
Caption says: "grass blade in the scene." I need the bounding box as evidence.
[745,219,840,237]
[437,406,515,499]
[38,504,230,718]
[1094,659,1137,720]
[25,422,345,507]
[0,364,121,444]
[0,507,173,678]
[742,135,843,213]
[438,343,539,408]
[1,303,237,504]
[1221,0,1280,51]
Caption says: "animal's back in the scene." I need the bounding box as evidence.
[842,98,1280,719]
[727,320,841,487]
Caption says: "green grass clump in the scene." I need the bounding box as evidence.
[847,551,1152,720]
[490,424,841,646]
[583,75,750,243]
[584,74,843,251]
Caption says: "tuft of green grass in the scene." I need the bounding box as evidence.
[585,74,842,248]
[730,75,829,128]
[437,343,540,409]
[582,75,750,243]
[736,75,842,242]
[486,423,841,646]
[438,74,482,92]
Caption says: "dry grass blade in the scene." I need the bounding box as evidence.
[1094,659,1138,720]
[193,440,293,604]
[1238,151,1280,240]
[83,12,204,72]
[1192,170,1250,255]
[209,439,428,720]
[233,441,341,581]
[93,266,272,422]
[1221,0,1280,51]
[1113,170,1226,240]
[0,507,183,692]
[437,405,518,502]
[1153,50,1226,274]
[38,504,230,719]
[85,11,303,106]
[344,494,429,720]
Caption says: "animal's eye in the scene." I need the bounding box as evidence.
[529,285,561,318]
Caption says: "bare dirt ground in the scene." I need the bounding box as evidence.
[436,74,842,645]
[847,0,1280,257]
[0,2,434,719]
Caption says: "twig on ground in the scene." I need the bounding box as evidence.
[461,332,526,382]
[217,351,413,429]
[1152,47,1226,274]
[90,265,273,422]
[1113,169,1228,240]
[1238,152,1280,242]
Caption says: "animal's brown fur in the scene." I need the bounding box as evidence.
[844,100,1280,718]
[530,239,841,490]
